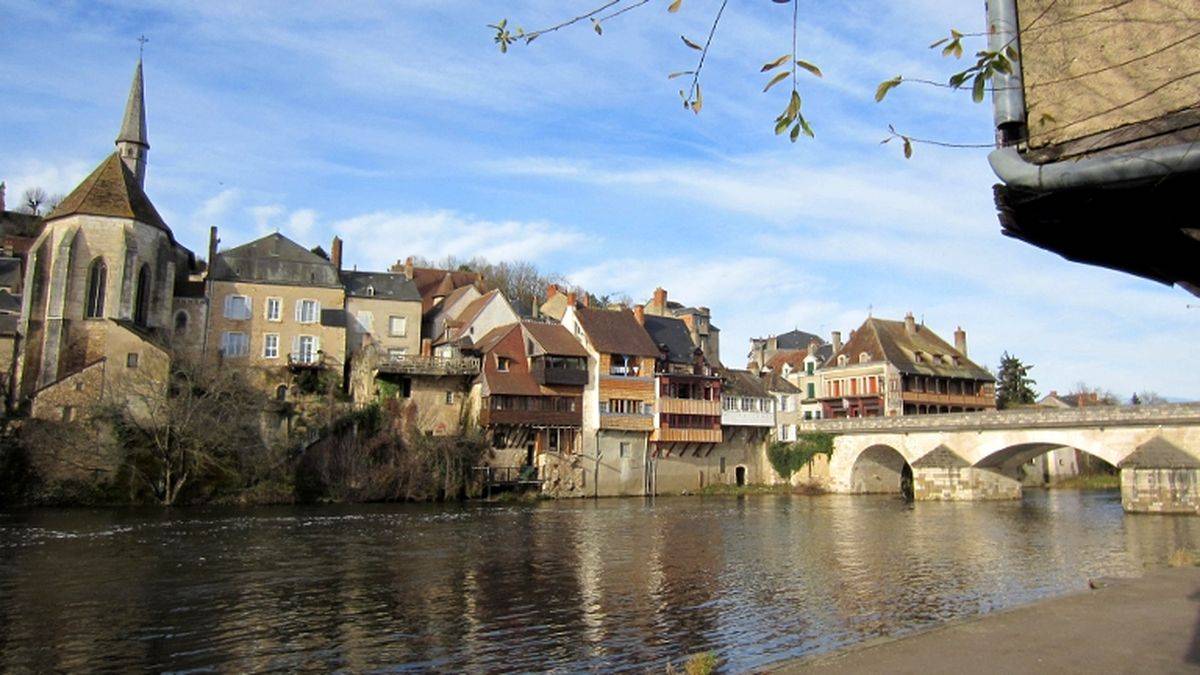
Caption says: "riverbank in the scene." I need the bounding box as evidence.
[781,564,1200,673]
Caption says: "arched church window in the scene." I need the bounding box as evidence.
[134,264,151,326]
[174,310,189,334]
[275,384,288,401]
[85,258,107,318]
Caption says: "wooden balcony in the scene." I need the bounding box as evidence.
[651,427,723,443]
[481,408,582,427]
[901,391,995,408]
[378,354,480,376]
[658,397,721,416]
[531,359,588,387]
[599,411,654,431]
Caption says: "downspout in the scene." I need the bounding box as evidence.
[986,0,1200,190]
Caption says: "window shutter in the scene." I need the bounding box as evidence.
[291,335,299,359]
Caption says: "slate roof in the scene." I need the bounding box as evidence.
[643,314,698,364]
[0,211,43,238]
[1119,437,1200,469]
[473,324,547,397]
[0,258,21,289]
[721,368,772,398]
[832,317,994,381]
[521,321,588,357]
[0,313,16,336]
[0,289,22,314]
[770,329,823,350]
[340,270,421,301]
[210,232,341,287]
[574,306,660,357]
[46,153,173,240]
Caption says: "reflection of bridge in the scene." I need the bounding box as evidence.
[801,404,1200,514]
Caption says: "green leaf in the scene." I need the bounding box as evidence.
[763,70,789,92]
[952,41,963,59]
[790,123,801,142]
[929,38,949,49]
[774,116,791,135]
[948,71,967,88]
[951,29,963,39]
[874,76,902,102]
[668,0,683,12]
[681,35,702,50]
[591,18,602,35]
[668,70,694,79]
[1006,45,1020,61]
[971,71,987,103]
[761,54,791,72]
[993,56,1011,75]
[798,114,814,138]
[903,136,913,159]
[787,89,801,117]
[692,83,702,114]
[795,60,822,78]
[941,39,958,58]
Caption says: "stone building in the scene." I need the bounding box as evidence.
[16,59,195,420]
[819,314,995,418]
[643,287,721,366]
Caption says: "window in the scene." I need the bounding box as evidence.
[174,311,189,334]
[609,354,640,376]
[807,383,815,399]
[619,441,631,458]
[387,348,407,360]
[497,356,511,372]
[549,429,561,453]
[263,334,279,359]
[607,399,642,414]
[126,353,139,369]
[85,258,106,318]
[133,264,151,326]
[445,391,455,405]
[720,456,726,474]
[365,285,375,296]
[275,384,288,401]
[265,297,282,322]
[356,311,374,333]
[779,396,789,412]
[837,354,848,366]
[224,295,251,320]
[62,406,75,423]
[294,335,317,364]
[296,299,320,324]
[859,352,870,364]
[389,316,407,337]
[221,331,249,357]
[806,361,814,375]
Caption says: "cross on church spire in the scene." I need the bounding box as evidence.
[138,34,149,59]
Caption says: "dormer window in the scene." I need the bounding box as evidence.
[497,356,511,372]
[837,354,848,367]
[859,352,870,364]
[366,285,375,296]
[913,351,924,364]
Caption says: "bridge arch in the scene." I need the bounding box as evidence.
[849,444,913,497]
[971,436,1126,476]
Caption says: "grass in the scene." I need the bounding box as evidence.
[666,651,718,675]
[1047,474,1120,490]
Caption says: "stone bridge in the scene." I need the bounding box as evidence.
[799,404,1200,514]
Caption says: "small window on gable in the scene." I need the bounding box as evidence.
[913,351,923,364]
[366,285,375,296]
[497,356,511,372]
[837,354,848,366]
[859,352,870,364]
[174,310,189,334]
[126,353,139,369]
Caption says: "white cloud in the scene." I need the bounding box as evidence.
[3,158,92,204]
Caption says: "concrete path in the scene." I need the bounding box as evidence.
[780,567,1200,674]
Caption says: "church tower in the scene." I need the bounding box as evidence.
[115,59,148,187]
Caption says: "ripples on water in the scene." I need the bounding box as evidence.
[1,491,1197,672]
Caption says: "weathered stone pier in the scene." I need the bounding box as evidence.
[801,404,1200,513]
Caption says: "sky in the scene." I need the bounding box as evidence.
[2,0,1197,399]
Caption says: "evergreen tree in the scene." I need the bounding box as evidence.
[995,351,1037,410]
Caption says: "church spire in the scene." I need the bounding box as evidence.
[115,57,149,187]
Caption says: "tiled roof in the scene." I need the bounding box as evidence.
[643,314,697,364]
[521,321,588,357]
[831,317,993,381]
[447,290,499,342]
[210,232,341,287]
[0,210,43,238]
[341,270,421,301]
[765,349,807,372]
[760,371,801,394]
[474,323,546,397]
[911,444,971,468]
[574,306,660,357]
[406,266,481,313]
[47,153,172,240]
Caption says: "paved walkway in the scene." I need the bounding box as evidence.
[780,566,1200,674]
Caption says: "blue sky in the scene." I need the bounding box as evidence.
[3,0,1197,399]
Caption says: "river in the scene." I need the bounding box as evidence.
[1,490,1197,672]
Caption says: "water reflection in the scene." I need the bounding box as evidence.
[1,491,1198,672]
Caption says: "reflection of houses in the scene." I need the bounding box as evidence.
[561,304,659,496]
[819,314,994,418]
[469,321,587,470]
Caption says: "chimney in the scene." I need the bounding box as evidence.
[0,182,5,212]
[207,226,219,274]
[531,297,540,319]
[331,236,343,272]
[566,291,577,308]
[904,312,917,335]
[404,256,415,280]
[808,337,821,356]
[633,303,646,325]
[581,293,590,308]
[421,338,432,357]
[831,330,842,354]
[954,326,968,357]
[546,283,559,300]
[653,287,667,308]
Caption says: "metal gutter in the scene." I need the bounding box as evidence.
[987,0,1200,190]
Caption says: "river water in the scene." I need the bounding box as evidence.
[1,490,1197,672]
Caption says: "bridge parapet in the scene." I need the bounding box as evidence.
[801,403,1200,435]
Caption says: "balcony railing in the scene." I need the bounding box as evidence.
[532,360,588,386]
[378,354,481,376]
